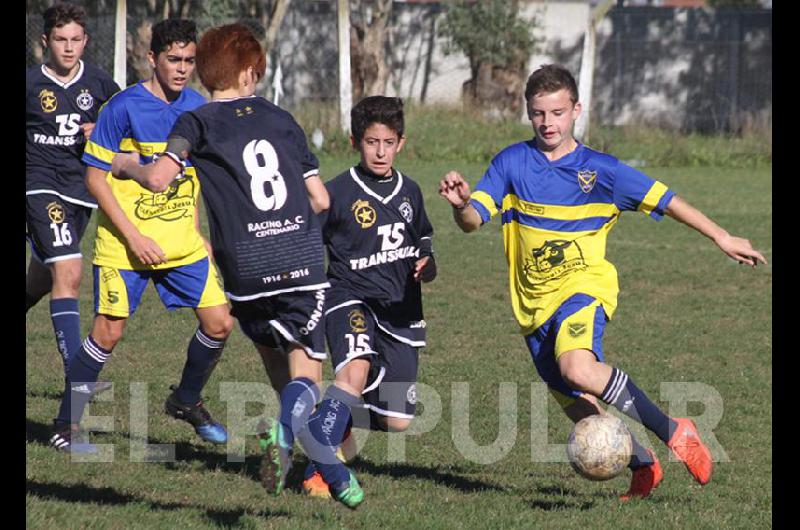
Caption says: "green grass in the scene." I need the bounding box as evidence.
[26,157,771,528]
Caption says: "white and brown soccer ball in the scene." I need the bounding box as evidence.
[567,414,632,481]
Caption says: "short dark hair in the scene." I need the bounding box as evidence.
[196,24,266,92]
[43,2,86,37]
[524,64,579,105]
[351,96,405,142]
[150,19,197,55]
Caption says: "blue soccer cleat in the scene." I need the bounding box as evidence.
[164,385,228,444]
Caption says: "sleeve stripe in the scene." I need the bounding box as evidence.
[84,141,116,164]
[638,181,670,217]
[303,169,320,179]
[470,191,498,218]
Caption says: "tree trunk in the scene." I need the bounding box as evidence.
[350,0,392,100]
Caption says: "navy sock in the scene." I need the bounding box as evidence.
[302,385,361,487]
[628,434,655,470]
[600,367,678,444]
[57,336,110,425]
[176,328,226,404]
[50,298,81,377]
[278,377,319,448]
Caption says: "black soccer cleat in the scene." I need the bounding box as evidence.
[164,385,228,444]
[49,420,97,454]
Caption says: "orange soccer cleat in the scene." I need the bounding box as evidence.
[667,418,713,485]
[620,449,663,501]
[303,470,332,499]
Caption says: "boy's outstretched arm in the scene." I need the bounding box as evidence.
[304,175,330,213]
[665,195,767,267]
[438,171,482,232]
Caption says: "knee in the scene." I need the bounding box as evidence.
[377,416,412,433]
[91,317,125,351]
[559,357,596,393]
[201,311,234,340]
[51,261,82,293]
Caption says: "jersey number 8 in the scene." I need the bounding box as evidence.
[243,139,288,212]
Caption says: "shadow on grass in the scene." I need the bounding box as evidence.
[26,418,300,488]
[26,479,289,524]
[349,458,505,493]
[26,388,64,401]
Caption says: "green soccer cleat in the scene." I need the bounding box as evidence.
[330,469,365,509]
[257,418,292,495]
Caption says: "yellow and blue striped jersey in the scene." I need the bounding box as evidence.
[82,83,207,270]
[470,141,675,335]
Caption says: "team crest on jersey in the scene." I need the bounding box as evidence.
[398,199,414,223]
[352,199,377,229]
[577,170,597,193]
[407,384,417,405]
[46,202,65,224]
[76,89,94,111]
[134,176,195,221]
[39,89,57,113]
[348,309,368,333]
[523,239,587,282]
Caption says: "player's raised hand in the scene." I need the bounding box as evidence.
[439,171,472,208]
[111,151,141,179]
[414,255,437,283]
[715,234,768,267]
[126,231,167,266]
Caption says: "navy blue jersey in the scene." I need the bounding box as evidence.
[167,96,328,300]
[322,166,433,342]
[26,61,120,205]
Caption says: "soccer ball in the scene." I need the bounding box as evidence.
[567,414,632,481]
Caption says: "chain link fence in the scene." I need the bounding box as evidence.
[27,2,771,133]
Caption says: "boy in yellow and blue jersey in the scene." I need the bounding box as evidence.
[50,19,234,454]
[439,64,767,501]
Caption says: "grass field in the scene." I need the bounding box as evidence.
[26,153,772,528]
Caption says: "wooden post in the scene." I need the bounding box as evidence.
[338,0,353,133]
[113,0,127,89]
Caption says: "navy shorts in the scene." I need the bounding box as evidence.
[26,192,93,264]
[232,289,327,360]
[326,303,419,419]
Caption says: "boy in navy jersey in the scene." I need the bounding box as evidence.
[26,2,119,386]
[108,25,369,508]
[301,96,436,503]
[439,64,766,500]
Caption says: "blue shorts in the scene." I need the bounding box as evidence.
[525,293,608,406]
[93,257,228,318]
[326,302,419,419]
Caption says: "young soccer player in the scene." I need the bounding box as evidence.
[300,96,436,505]
[50,19,234,453]
[438,64,767,500]
[26,2,119,385]
[108,24,348,504]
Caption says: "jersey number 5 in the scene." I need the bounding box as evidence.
[243,139,287,212]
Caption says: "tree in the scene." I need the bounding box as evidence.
[349,0,393,101]
[440,0,541,120]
